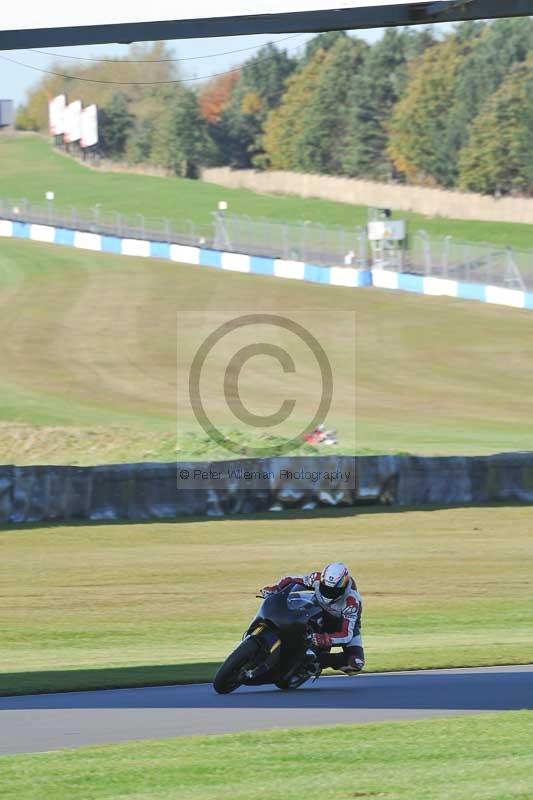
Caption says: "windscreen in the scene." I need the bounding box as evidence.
[286,589,318,611]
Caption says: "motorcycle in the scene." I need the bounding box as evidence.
[213,583,323,694]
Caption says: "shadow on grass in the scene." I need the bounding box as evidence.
[1,501,531,533]
[0,662,220,697]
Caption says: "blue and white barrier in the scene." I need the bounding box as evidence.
[0,217,372,289]
[1,217,531,311]
[372,267,533,311]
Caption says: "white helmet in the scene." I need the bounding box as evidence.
[316,562,351,606]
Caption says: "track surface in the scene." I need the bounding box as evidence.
[1,665,531,755]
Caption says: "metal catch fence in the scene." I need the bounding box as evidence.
[0,197,368,267]
[213,212,368,267]
[406,232,527,291]
[0,197,213,248]
[0,196,531,291]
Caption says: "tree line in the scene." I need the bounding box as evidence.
[16,19,533,195]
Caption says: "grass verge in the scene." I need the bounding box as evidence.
[2,134,533,247]
[2,712,532,799]
[2,237,533,463]
[1,507,531,696]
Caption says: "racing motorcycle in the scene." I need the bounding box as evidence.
[213,582,323,694]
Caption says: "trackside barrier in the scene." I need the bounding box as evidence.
[0,218,371,289]
[2,217,533,310]
[372,268,533,310]
[0,453,532,524]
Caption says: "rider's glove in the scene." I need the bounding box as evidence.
[311,633,331,649]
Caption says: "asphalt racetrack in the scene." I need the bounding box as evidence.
[1,665,531,755]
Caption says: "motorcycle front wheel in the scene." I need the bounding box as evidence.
[213,637,260,694]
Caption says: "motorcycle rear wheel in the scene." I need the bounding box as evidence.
[213,637,260,694]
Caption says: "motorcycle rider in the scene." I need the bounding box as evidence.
[262,562,364,674]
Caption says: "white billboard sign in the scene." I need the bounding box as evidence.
[48,94,66,137]
[64,100,82,144]
[81,105,99,148]
[1,1,532,50]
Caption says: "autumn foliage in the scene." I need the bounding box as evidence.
[199,70,241,124]
[16,21,533,194]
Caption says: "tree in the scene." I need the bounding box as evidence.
[303,31,348,63]
[262,37,371,174]
[15,42,180,135]
[198,70,241,124]
[125,117,155,164]
[262,49,328,170]
[388,34,474,186]
[458,60,533,195]
[15,68,73,132]
[150,90,207,177]
[448,17,533,162]
[242,43,296,110]
[340,28,434,180]
[208,43,296,168]
[207,95,258,168]
[99,94,134,158]
[296,36,368,174]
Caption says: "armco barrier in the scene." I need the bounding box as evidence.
[2,217,533,311]
[0,453,531,524]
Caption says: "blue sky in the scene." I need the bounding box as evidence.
[0,26,443,107]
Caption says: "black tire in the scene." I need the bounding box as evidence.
[275,679,293,691]
[276,658,320,691]
[275,663,309,691]
[275,675,309,691]
[213,637,260,694]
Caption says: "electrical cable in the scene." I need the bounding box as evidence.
[0,40,304,85]
[26,33,303,63]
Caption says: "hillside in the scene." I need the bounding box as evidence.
[0,236,532,464]
[2,135,533,248]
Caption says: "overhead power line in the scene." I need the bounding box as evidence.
[0,40,304,86]
[26,34,303,63]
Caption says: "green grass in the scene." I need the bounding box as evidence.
[1,236,533,464]
[2,713,532,799]
[0,506,531,696]
[2,134,533,247]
